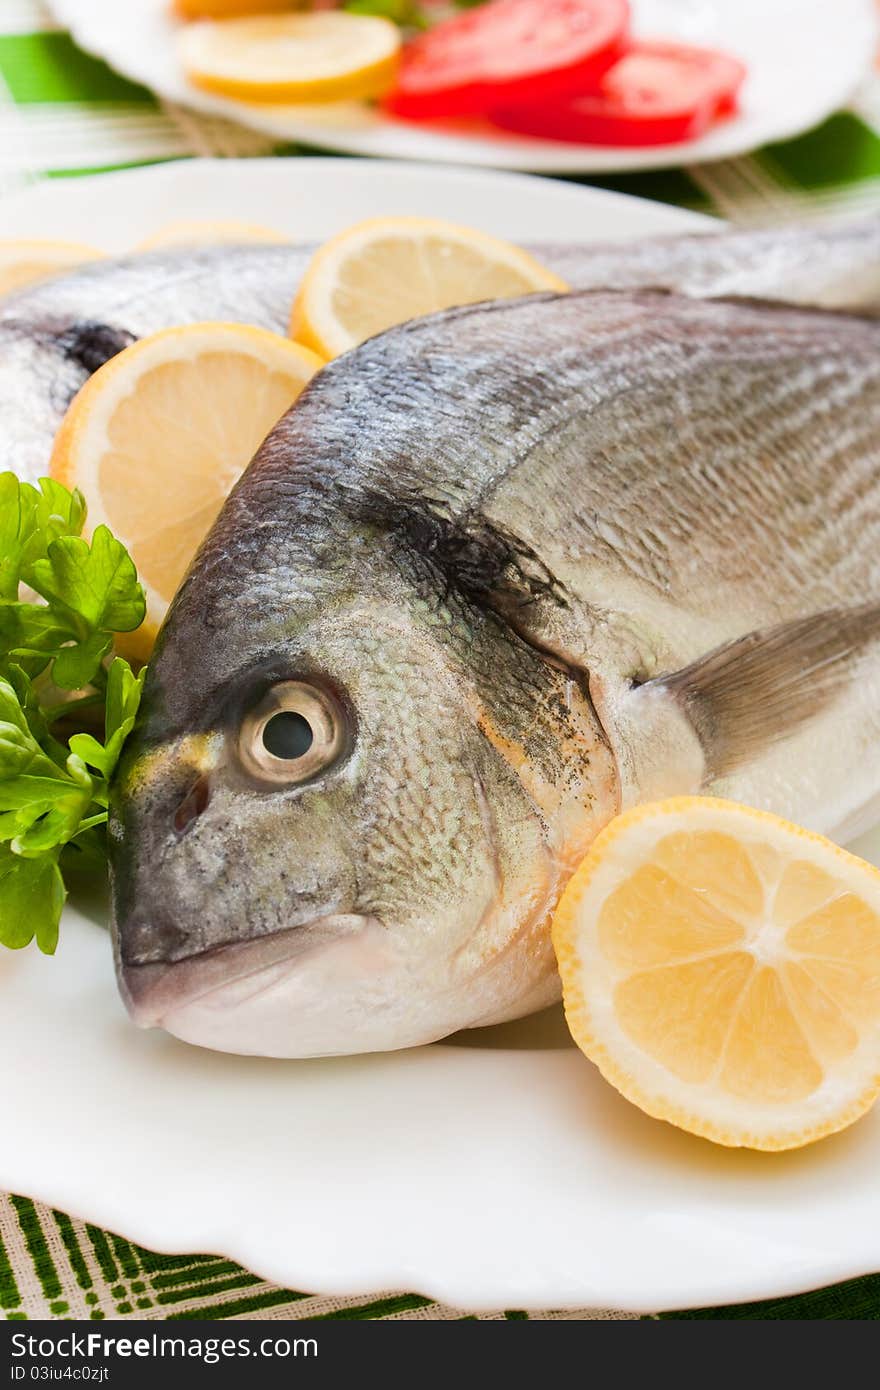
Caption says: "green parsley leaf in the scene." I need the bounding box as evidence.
[52,631,113,692]
[344,0,485,23]
[105,655,147,745]
[0,475,147,954]
[0,472,35,601]
[0,676,31,736]
[0,845,65,953]
[0,471,87,603]
[70,658,145,781]
[0,602,72,663]
[28,476,87,544]
[345,0,424,23]
[28,525,145,634]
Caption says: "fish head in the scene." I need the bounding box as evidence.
[110,356,618,1058]
[113,547,616,1057]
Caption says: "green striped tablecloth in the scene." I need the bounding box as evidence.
[4,0,880,1323]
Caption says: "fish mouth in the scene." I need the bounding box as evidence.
[119,913,379,1031]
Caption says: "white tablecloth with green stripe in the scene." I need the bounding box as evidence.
[3,0,880,1322]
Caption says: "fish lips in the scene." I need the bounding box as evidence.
[117,913,389,1055]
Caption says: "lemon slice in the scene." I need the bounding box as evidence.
[553,797,880,1151]
[135,219,288,250]
[174,0,302,18]
[177,12,401,104]
[290,216,568,358]
[0,240,103,297]
[50,322,323,661]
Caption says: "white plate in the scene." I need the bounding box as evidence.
[50,0,877,174]
[2,158,880,1316]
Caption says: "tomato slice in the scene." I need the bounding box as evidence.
[386,0,630,120]
[491,41,746,146]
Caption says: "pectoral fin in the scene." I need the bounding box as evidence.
[591,604,880,808]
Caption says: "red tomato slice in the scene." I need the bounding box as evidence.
[386,0,630,120]
[492,41,746,146]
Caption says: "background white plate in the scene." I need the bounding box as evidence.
[2,158,880,1314]
[50,0,878,174]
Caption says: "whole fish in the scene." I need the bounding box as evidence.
[111,278,880,1058]
[3,217,880,482]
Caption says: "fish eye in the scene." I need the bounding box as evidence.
[238,681,345,785]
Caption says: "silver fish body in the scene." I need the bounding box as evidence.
[111,276,880,1058]
[4,216,880,482]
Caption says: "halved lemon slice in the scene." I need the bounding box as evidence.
[50,322,323,661]
[0,239,103,297]
[135,219,288,250]
[177,12,401,104]
[291,216,568,358]
[553,797,880,1151]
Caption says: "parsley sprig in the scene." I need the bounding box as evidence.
[344,1,484,30]
[0,473,146,954]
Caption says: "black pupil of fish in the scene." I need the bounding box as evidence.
[262,711,314,760]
